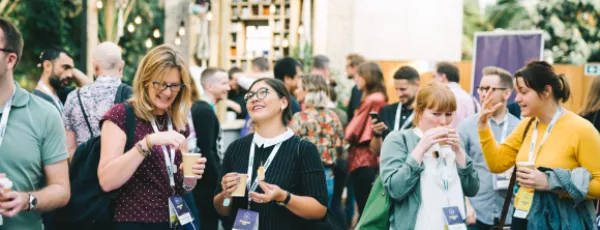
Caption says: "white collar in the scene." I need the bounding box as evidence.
[254,128,295,148]
[447,82,461,89]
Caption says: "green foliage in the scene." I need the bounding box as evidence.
[290,41,312,73]
[4,0,164,88]
[462,0,493,60]
[485,0,532,29]
[5,0,82,90]
[116,1,164,85]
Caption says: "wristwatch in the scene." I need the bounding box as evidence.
[277,192,292,206]
[27,192,37,211]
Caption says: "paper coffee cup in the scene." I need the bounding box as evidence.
[439,126,455,147]
[183,153,202,178]
[0,178,12,212]
[517,161,535,170]
[231,174,248,197]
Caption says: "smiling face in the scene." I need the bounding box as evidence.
[245,81,288,125]
[514,77,546,118]
[207,71,231,102]
[394,79,419,105]
[147,67,182,114]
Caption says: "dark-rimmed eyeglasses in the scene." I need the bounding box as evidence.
[244,88,271,103]
[477,86,508,93]
[152,82,185,92]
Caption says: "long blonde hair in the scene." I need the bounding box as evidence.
[129,45,192,131]
[581,76,600,116]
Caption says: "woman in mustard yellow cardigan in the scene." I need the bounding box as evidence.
[478,61,600,229]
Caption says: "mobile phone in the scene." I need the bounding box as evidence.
[369,112,380,121]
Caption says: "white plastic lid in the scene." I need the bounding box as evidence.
[0,177,12,189]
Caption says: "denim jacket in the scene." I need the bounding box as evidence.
[527,167,596,230]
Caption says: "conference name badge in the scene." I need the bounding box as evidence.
[493,167,513,190]
[168,195,194,227]
[233,209,259,230]
[513,188,535,219]
[442,206,467,230]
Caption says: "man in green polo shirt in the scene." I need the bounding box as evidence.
[0,18,70,230]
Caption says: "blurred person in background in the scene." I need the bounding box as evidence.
[344,61,387,217]
[433,61,480,128]
[580,76,600,132]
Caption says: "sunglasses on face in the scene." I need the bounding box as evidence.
[152,82,185,92]
[244,87,271,103]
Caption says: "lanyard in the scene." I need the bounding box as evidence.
[151,116,176,188]
[394,103,414,131]
[489,114,509,143]
[0,89,16,149]
[38,81,64,111]
[246,135,283,195]
[528,106,562,163]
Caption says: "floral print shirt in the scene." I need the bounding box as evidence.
[290,107,345,165]
[62,76,122,145]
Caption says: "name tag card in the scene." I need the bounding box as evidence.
[233,209,259,230]
[0,215,3,226]
[513,188,535,219]
[493,167,513,190]
[168,195,194,227]
[443,206,467,230]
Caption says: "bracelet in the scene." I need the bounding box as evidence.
[136,142,150,158]
[145,134,153,149]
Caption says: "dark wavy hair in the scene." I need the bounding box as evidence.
[514,61,571,103]
[247,78,293,126]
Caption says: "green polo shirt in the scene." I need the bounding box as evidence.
[0,82,68,230]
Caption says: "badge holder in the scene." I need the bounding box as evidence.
[493,167,513,190]
[233,209,259,230]
[0,215,3,226]
[443,206,467,230]
[513,187,535,219]
[168,195,194,228]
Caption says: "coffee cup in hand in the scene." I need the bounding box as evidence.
[183,153,202,178]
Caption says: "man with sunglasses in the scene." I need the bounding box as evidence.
[61,42,129,160]
[0,19,70,230]
[190,67,230,230]
[33,47,91,114]
[457,66,520,230]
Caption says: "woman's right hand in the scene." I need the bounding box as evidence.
[221,173,241,196]
[477,89,503,130]
[411,127,451,163]
[148,131,186,149]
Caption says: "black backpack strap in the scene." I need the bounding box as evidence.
[494,118,535,229]
[77,89,94,136]
[114,84,124,104]
[124,103,136,150]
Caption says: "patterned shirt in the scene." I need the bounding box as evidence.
[62,76,122,145]
[101,103,190,223]
[290,107,345,164]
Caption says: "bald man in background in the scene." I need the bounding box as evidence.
[62,42,131,160]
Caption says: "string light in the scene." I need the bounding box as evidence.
[96,0,103,9]
[145,38,152,48]
[175,35,182,46]
[127,23,135,33]
[134,16,142,24]
[178,21,186,36]
[298,24,304,35]
[236,22,243,32]
[282,38,289,48]
[206,11,213,21]
[153,29,161,38]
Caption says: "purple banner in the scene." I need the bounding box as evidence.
[470,32,543,102]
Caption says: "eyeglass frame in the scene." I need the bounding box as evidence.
[151,81,186,92]
[476,86,508,94]
[244,87,271,103]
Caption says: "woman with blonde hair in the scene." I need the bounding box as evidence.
[345,61,388,216]
[380,81,479,230]
[98,45,207,230]
[290,74,345,206]
[580,76,600,132]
